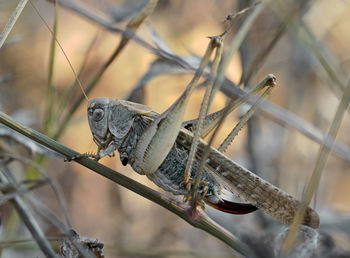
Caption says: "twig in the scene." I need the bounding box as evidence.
[0,153,72,228]
[0,178,48,205]
[241,0,310,84]
[282,78,350,254]
[0,0,28,49]
[0,166,56,257]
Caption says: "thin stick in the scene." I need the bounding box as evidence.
[1,153,72,228]
[0,0,29,49]
[44,1,59,135]
[0,166,57,257]
[282,78,350,254]
[216,0,267,86]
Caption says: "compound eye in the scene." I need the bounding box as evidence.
[88,108,94,116]
[92,108,104,122]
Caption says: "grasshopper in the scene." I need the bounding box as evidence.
[81,37,319,229]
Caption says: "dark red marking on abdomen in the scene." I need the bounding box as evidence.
[207,199,258,214]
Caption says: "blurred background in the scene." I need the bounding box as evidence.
[0,0,349,257]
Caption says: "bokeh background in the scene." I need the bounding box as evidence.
[0,0,350,257]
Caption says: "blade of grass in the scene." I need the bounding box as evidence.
[44,1,59,136]
[217,0,268,84]
[0,0,28,49]
[0,178,48,205]
[270,2,347,95]
[299,20,346,94]
[26,195,97,258]
[1,153,72,228]
[282,78,350,254]
[0,166,56,257]
[241,0,310,84]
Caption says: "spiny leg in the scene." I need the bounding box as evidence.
[218,75,276,152]
[189,74,276,214]
[183,35,224,191]
[183,35,227,215]
[182,74,276,138]
[133,37,220,175]
[67,142,116,161]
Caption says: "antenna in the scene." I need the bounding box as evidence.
[29,1,88,101]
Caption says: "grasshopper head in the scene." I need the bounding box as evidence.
[87,97,155,150]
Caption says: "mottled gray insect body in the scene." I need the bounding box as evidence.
[86,97,319,228]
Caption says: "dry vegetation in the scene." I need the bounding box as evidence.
[0,0,350,257]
